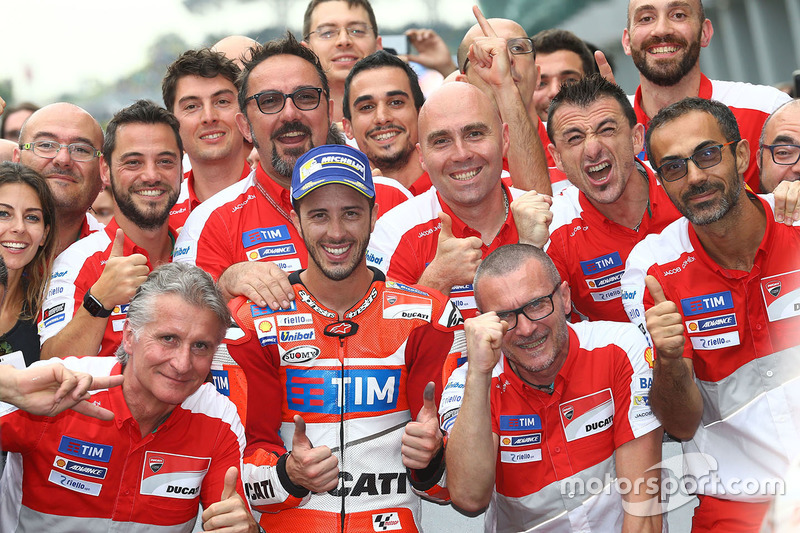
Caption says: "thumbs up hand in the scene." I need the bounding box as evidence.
[200,466,259,532]
[285,415,340,492]
[423,212,484,294]
[401,382,444,470]
[90,229,150,312]
[644,275,685,360]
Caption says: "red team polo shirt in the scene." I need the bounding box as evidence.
[631,74,790,192]
[168,161,252,229]
[621,194,800,529]
[39,219,177,356]
[439,321,659,533]
[367,182,525,319]
[0,357,247,532]
[546,160,681,322]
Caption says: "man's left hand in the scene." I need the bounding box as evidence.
[401,382,443,470]
[511,190,553,247]
[201,466,258,532]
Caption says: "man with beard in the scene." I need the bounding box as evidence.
[443,244,662,532]
[342,50,429,195]
[14,103,105,255]
[174,33,408,306]
[758,100,800,194]
[620,98,800,532]
[229,144,463,531]
[621,0,790,192]
[39,100,182,358]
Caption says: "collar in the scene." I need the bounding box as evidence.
[288,266,386,318]
[409,171,433,196]
[437,181,518,247]
[255,163,293,214]
[634,73,712,127]
[183,161,252,210]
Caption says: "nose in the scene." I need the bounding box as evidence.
[684,157,709,186]
[584,133,603,161]
[52,145,73,167]
[335,27,353,47]
[513,311,540,338]
[327,216,347,240]
[9,213,25,234]
[374,102,390,125]
[450,137,473,163]
[652,12,672,37]
[280,95,305,122]
[201,103,217,124]
[170,345,193,375]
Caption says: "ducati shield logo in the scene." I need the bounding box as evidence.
[767,281,781,297]
[387,295,397,305]
[561,405,574,420]
[149,456,164,473]
[324,321,359,338]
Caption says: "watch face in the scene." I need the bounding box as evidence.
[84,291,111,318]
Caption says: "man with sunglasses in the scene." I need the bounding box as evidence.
[456,7,552,194]
[758,99,800,194]
[444,243,663,532]
[621,97,800,532]
[13,103,105,255]
[174,33,406,305]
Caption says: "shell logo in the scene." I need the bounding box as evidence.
[588,281,596,288]
[56,459,67,467]
[644,347,654,368]
[501,437,511,445]
[258,320,273,333]
[248,251,260,260]
[688,322,698,331]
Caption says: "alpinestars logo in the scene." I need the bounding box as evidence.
[372,512,402,531]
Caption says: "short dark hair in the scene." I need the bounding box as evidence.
[303,0,379,39]
[161,48,241,112]
[532,29,596,79]
[0,102,39,139]
[237,32,330,117]
[645,97,741,164]
[473,244,561,311]
[103,100,183,162]
[342,50,425,120]
[547,73,636,143]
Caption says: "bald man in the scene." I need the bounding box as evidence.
[0,139,16,162]
[212,35,259,67]
[758,99,800,193]
[13,103,105,254]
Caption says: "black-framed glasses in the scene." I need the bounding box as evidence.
[462,37,535,73]
[245,88,323,115]
[761,144,800,166]
[495,284,560,331]
[655,140,739,182]
[20,140,101,162]
[306,24,373,40]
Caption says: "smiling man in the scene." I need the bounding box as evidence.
[302,0,382,123]
[622,0,790,191]
[758,100,800,193]
[162,48,251,229]
[39,100,182,358]
[14,103,105,255]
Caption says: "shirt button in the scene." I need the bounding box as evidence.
[554,447,561,453]
[766,370,774,377]
[756,324,763,330]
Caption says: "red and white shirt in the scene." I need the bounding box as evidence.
[39,219,176,356]
[631,74,791,192]
[440,321,659,533]
[621,193,800,503]
[367,182,525,319]
[168,161,252,229]
[174,164,409,279]
[0,356,247,532]
[546,161,681,322]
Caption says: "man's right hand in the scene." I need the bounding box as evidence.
[465,312,507,375]
[285,415,339,493]
[644,275,685,360]
[423,212,483,293]
[90,229,149,309]
[218,261,294,309]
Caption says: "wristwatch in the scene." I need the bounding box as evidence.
[83,289,112,318]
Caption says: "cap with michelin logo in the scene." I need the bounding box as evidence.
[291,144,375,201]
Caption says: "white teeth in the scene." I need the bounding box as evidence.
[137,189,163,197]
[520,337,546,349]
[650,46,678,54]
[588,162,610,173]
[281,131,305,138]
[333,57,355,62]
[451,169,479,181]
[323,245,349,256]
[2,242,27,250]
[373,132,398,141]
[201,132,224,140]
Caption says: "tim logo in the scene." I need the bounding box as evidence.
[372,512,402,531]
[241,225,290,247]
[580,252,622,276]
[499,414,542,431]
[680,291,734,316]
[285,368,400,414]
[58,436,113,463]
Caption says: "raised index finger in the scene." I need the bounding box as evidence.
[472,5,498,37]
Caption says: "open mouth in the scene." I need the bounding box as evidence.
[519,336,547,350]
[586,161,612,183]
[135,188,166,198]
[1,241,29,251]
[450,168,481,181]
[322,243,352,257]
[648,45,680,55]
[200,132,225,141]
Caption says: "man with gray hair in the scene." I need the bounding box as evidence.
[1,262,258,532]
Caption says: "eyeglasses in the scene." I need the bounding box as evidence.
[462,37,535,73]
[306,24,373,40]
[654,140,739,182]
[245,88,323,115]
[20,140,101,162]
[495,284,560,331]
[761,144,800,166]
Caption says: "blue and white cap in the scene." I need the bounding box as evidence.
[291,144,374,201]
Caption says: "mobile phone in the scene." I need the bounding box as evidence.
[382,34,410,56]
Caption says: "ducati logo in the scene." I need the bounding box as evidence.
[324,321,359,338]
[767,281,781,297]
[561,405,574,420]
[149,456,164,473]
[386,295,397,305]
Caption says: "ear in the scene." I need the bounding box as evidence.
[549,143,564,172]
[631,122,645,156]
[12,145,20,163]
[622,28,632,56]
[121,321,134,356]
[455,72,468,83]
[500,123,510,160]
[735,138,750,176]
[700,19,713,48]
[342,118,355,140]
[100,155,112,189]
[416,142,427,173]
[290,209,302,235]
[39,224,50,247]
[327,98,335,120]
[235,112,253,143]
[558,281,572,314]
[370,201,379,233]
[375,35,383,51]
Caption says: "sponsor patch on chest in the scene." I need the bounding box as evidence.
[139,451,211,499]
[560,388,614,442]
[760,269,800,322]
